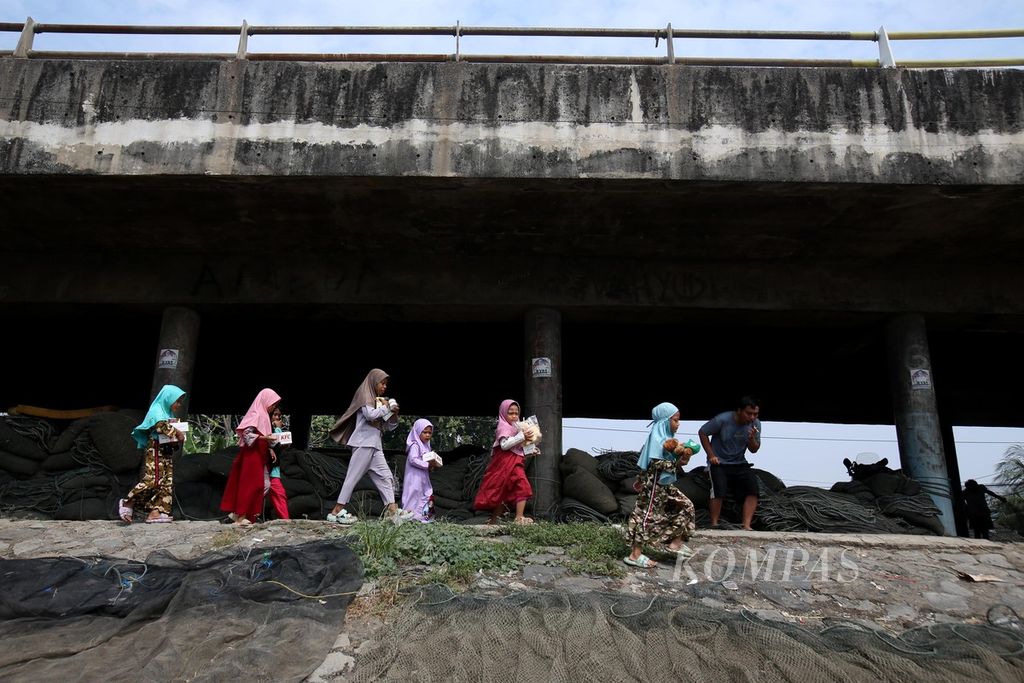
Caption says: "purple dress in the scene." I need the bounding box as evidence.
[402,419,435,521]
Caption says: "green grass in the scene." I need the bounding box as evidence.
[348,519,632,586]
[501,521,630,578]
[349,520,530,584]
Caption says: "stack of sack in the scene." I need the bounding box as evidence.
[830,463,944,535]
[1,413,145,520]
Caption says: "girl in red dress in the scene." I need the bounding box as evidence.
[473,399,539,524]
[221,388,282,526]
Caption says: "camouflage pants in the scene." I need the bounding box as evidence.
[123,445,174,516]
[627,466,695,548]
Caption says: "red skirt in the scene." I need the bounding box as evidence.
[473,448,533,511]
[220,440,268,521]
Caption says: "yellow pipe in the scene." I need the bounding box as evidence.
[888,29,1024,40]
[896,57,1024,67]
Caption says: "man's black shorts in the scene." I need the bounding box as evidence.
[709,463,759,499]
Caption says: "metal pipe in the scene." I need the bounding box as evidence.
[8,51,892,67]
[896,57,1024,67]
[33,23,242,35]
[460,26,877,40]
[22,50,237,60]
[462,54,665,64]
[888,28,1024,40]
[676,56,877,67]
[246,52,452,62]
[249,25,457,36]
[0,22,26,32]
[19,23,883,41]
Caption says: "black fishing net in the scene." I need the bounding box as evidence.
[0,539,362,682]
[352,590,1024,682]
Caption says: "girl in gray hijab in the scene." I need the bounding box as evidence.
[326,369,402,524]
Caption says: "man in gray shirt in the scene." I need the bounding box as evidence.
[698,396,762,530]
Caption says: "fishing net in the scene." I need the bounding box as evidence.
[352,590,1024,682]
[0,539,362,682]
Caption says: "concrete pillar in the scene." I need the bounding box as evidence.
[150,306,200,414]
[941,421,968,536]
[885,314,956,536]
[525,308,562,519]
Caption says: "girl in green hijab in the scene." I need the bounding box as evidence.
[119,385,186,524]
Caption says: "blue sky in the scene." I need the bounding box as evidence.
[3,0,1022,488]
[3,1,1023,61]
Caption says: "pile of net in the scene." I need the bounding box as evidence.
[352,590,1024,682]
[558,448,944,535]
[0,414,496,522]
[0,539,362,681]
[0,414,946,533]
[0,412,144,520]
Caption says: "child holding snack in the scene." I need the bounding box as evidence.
[624,402,699,569]
[119,384,187,524]
[402,418,442,522]
[473,399,539,525]
[267,406,290,520]
[326,369,401,524]
[221,388,282,526]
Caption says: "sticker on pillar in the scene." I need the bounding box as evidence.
[531,357,552,378]
[158,349,179,370]
[910,367,931,390]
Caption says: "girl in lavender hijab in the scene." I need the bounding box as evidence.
[402,418,442,522]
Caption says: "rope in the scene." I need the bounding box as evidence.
[596,452,641,482]
[557,497,610,523]
[757,486,910,534]
[4,416,54,451]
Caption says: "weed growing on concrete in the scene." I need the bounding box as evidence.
[209,528,245,549]
[502,521,630,577]
[350,521,530,584]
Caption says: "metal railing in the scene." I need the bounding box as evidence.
[2,18,1023,67]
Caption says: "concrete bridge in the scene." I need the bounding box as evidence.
[2,55,1023,529]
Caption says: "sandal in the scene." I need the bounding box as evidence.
[233,517,252,526]
[117,499,133,524]
[623,554,657,569]
[327,509,358,525]
[145,513,173,524]
[513,516,534,525]
[666,544,695,559]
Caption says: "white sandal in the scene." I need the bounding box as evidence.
[117,499,133,523]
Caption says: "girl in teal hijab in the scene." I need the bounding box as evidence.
[132,384,186,448]
[624,402,700,569]
[637,402,684,486]
[120,385,187,524]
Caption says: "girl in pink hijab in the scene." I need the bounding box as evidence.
[473,399,538,524]
[220,388,282,526]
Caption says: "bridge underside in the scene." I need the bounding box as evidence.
[1,174,1022,426]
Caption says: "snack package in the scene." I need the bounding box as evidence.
[518,415,542,455]
[375,396,396,421]
[159,420,189,444]
[272,431,293,445]
[423,451,444,467]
